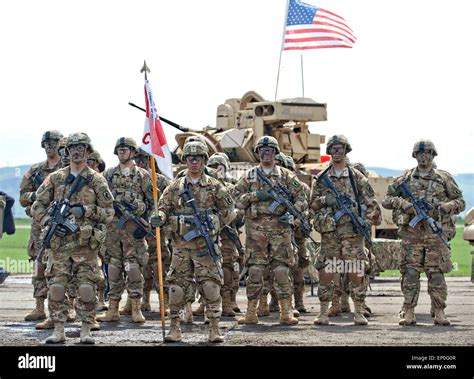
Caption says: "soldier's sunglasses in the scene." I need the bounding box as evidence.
[185,155,204,163]
[329,147,345,154]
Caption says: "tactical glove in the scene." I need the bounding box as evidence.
[54,225,70,237]
[401,200,416,216]
[133,228,147,239]
[324,194,337,206]
[70,204,85,219]
[439,201,454,215]
[256,190,274,202]
[278,212,294,226]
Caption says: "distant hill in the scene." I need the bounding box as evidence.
[1,164,472,219]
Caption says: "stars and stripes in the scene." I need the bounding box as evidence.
[283,0,356,51]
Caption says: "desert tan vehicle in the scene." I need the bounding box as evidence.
[171,90,400,271]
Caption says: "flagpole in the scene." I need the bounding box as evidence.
[275,0,290,101]
[300,54,305,97]
[140,61,166,341]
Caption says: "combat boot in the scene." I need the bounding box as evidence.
[257,294,270,317]
[353,301,368,326]
[230,290,241,313]
[35,318,54,330]
[363,302,372,317]
[430,304,435,318]
[434,308,451,326]
[291,303,300,318]
[181,302,193,324]
[25,297,46,321]
[269,292,279,313]
[237,299,259,324]
[192,302,205,316]
[222,292,236,317]
[313,301,330,325]
[67,298,76,322]
[341,292,351,313]
[294,289,308,313]
[131,298,146,323]
[399,306,416,326]
[80,322,95,344]
[165,318,182,342]
[208,318,224,343]
[90,319,101,331]
[44,322,66,344]
[328,296,341,317]
[279,299,299,325]
[119,296,132,315]
[97,299,120,322]
[141,290,151,312]
[96,290,108,311]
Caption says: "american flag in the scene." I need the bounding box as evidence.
[283,0,356,51]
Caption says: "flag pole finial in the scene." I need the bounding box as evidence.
[140,60,151,80]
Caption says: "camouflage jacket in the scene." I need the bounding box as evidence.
[31,166,114,251]
[233,164,307,219]
[311,166,381,236]
[382,167,465,238]
[104,164,154,218]
[157,172,235,250]
[20,159,62,216]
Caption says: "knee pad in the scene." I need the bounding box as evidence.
[108,264,121,281]
[127,263,141,282]
[273,265,290,285]
[405,267,420,283]
[49,283,66,302]
[202,281,221,303]
[168,285,184,305]
[248,266,263,284]
[429,272,445,286]
[78,284,95,303]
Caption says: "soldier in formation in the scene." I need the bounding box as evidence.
[151,141,236,342]
[382,140,465,326]
[31,133,114,344]
[311,135,381,326]
[234,136,305,326]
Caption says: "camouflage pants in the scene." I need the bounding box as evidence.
[244,217,295,301]
[143,233,171,294]
[220,235,239,297]
[292,233,310,297]
[316,232,368,303]
[45,246,100,323]
[28,222,48,299]
[399,227,451,309]
[167,247,223,320]
[105,222,148,300]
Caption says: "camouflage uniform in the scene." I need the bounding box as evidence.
[99,139,154,323]
[234,136,306,325]
[31,132,114,344]
[311,135,381,325]
[19,130,62,321]
[382,140,465,326]
[154,141,235,342]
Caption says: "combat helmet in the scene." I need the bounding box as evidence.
[274,153,288,168]
[88,150,102,162]
[67,132,93,153]
[208,153,230,170]
[326,134,352,155]
[182,141,209,162]
[41,130,63,148]
[353,162,368,177]
[135,147,150,158]
[285,156,296,171]
[254,136,280,154]
[412,139,438,158]
[114,137,138,155]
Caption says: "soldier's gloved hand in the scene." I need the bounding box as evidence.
[133,228,147,239]
[256,190,274,202]
[278,212,294,226]
[324,194,337,206]
[401,200,416,216]
[439,202,454,215]
[70,204,85,219]
[54,225,70,237]
[29,192,37,202]
[150,214,164,228]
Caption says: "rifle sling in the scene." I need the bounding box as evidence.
[348,167,362,217]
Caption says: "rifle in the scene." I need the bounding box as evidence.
[180,183,224,278]
[222,225,244,256]
[37,174,86,263]
[29,171,43,188]
[113,201,155,238]
[255,168,317,244]
[397,180,450,248]
[318,171,373,247]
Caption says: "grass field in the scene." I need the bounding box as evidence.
[1,219,472,276]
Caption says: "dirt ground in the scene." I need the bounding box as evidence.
[0,276,473,346]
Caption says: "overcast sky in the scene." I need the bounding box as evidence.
[1,0,473,174]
